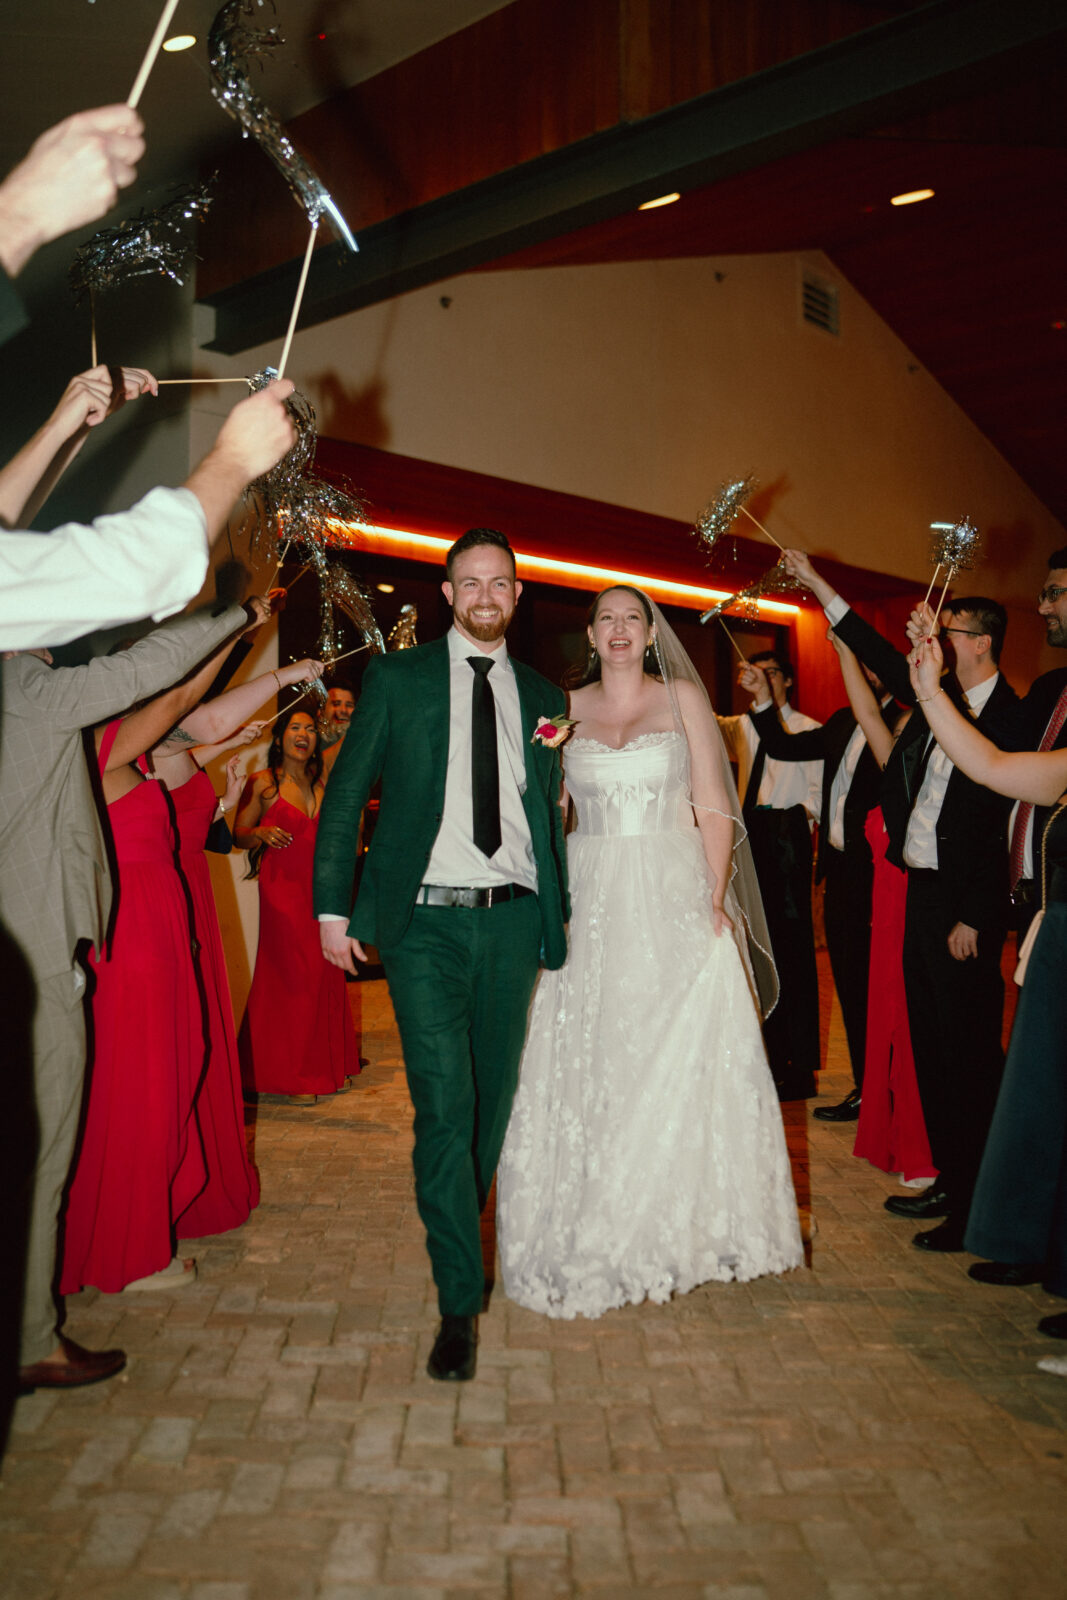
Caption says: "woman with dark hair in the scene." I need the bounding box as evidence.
[236,708,359,1103]
[498,585,801,1320]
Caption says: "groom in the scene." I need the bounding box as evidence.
[314,528,569,1380]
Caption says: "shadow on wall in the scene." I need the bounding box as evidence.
[312,370,392,450]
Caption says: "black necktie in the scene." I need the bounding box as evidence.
[468,657,501,858]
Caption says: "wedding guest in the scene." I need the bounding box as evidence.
[908,619,1067,1349]
[1007,548,1067,935]
[319,678,356,775]
[2,601,249,1389]
[718,651,823,1100]
[783,549,1021,1252]
[148,655,324,1237]
[237,708,359,1104]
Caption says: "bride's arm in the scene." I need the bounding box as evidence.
[677,680,735,936]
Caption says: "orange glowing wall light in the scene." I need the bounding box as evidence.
[323,519,800,618]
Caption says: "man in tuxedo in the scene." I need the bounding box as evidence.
[783,550,1022,1251]
[718,651,823,1100]
[1006,548,1067,934]
[315,529,569,1381]
[741,652,897,1121]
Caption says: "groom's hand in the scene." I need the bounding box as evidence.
[320,919,367,974]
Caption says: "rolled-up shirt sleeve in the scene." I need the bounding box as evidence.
[0,485,209,651]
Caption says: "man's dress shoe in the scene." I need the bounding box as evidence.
[912,1219,966,1253]
[884,1186,951,1219]
[427,1315,478,1382]
[18,1335,126,1395]
[1038,1312,1067,1340]
[813,1089,861,1123]
[968,1260,1045,1287]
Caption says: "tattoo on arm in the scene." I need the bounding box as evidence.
[164,724,197,746]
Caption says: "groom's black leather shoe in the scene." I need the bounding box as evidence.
[427,1316,478,1382]
[884,1186,950,1219]
[968,1260,1045,1287]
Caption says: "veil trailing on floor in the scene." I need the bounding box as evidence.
[644,593,779,1020]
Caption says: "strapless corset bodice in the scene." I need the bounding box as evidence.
[565,730,694,838]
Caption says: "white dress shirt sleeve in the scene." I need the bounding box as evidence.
[0,485,209,651]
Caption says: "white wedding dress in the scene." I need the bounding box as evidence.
[498,731,803,1320]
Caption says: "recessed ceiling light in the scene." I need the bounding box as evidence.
[376,582,395,594]
[162,34,197,52]
[638,192,680,211]
[890,188,935,207]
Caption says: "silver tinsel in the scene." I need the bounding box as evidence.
[699,561,801,624]
[244,369,383,661]
[931,517,981,572]
[208,0,357,251]
[694,477,756,558]
[69,180,215,302]
[387,604,418,651]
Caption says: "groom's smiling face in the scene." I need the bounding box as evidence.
[444,546,522,646]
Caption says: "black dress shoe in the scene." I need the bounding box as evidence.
[1038,1312,1067,1340]
[884,1186,951,1219]
[18,1335,126,1395]
[813,1089,861,1122]
[968,1260,1045,1287]
[427,1315,478,1382]
[912,1219,966,1253]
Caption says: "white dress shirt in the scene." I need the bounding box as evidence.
[904,673,999,869]
[0,486,209,651]
[719,703,823,823]
[825,696,893,851]
[423,627,537,890]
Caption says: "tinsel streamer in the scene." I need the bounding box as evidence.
[243,369,383,661]
[698,561,801,625]
[69,181,215,303]
[932,516,981,573]
[261,671,328,729]
[208,0,357,251]
[694,477,756,559]
[388,604,418,651]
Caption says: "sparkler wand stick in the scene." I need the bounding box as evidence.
[259,644,372,727]
[739,503,785,552]
[719,617,749,662]
[276,224,318,381]
[127,0,181,109]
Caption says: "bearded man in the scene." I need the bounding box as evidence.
[313,528,569,1381]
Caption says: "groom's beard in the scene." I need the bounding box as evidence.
[454,601,514,642]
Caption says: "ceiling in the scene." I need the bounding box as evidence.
[4,1,1065,526]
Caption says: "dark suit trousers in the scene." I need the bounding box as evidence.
[380,895,542,1316]
[902,872,1005,1215]
[747,806,820,1090]
[822,844,874,1091]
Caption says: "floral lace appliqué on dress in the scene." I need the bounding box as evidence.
[498,731,802,1319]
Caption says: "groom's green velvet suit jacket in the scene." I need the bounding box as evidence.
[312,635,570,969]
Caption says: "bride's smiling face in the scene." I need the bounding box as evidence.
[589,589,654,668]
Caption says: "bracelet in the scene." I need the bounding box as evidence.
[915,688,945,704]
[217,798,229,815]
[271,669,282,691]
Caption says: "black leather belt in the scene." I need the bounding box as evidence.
[1011,878,1036,907]
[416,883,534,909]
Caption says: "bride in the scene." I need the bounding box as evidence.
[497,585,803,1319]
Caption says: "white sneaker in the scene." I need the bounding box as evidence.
[1037,1355,1067,1378]
[120,1256,197,1293]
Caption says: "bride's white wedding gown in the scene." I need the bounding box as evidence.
[498,731,803,1320]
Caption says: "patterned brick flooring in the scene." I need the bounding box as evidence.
[3,965,1066,1600]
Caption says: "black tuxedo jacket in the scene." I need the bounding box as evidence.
[746,702,891,880]
[833,606,1023,933]
[1020,665,1067,857]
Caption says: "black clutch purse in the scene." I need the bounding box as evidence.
[205,815,233,854]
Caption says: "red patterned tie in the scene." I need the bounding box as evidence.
[1009,683,1067,888]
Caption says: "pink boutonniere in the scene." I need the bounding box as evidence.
[531,713,576,749]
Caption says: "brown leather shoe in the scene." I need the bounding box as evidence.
[18,1335,126,1395]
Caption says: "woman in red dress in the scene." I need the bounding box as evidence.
[147,654,324,1237]
[828,633,936,1186]
[236,708,359,1103]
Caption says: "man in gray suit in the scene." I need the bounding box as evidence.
[0,388,296,1400]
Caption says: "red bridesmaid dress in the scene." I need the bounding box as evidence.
[171,769,260,1239]
[238,795,359,1097]
[61,722,207,1293]
[852,808,937,1184]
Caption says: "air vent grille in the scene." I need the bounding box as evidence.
[801,272,840,336]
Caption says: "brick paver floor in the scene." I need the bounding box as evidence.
[4,965,1066,1600]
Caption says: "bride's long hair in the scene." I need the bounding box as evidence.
[563,584,662,689]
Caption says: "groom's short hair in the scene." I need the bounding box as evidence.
[446,527,516,582]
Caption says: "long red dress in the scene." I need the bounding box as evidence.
[238,795,358,1096]
[61,724,206,1293]
[171,769,260,1239]
[852,808,937,1183]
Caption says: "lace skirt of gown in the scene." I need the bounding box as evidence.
[498,733,802,1320]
